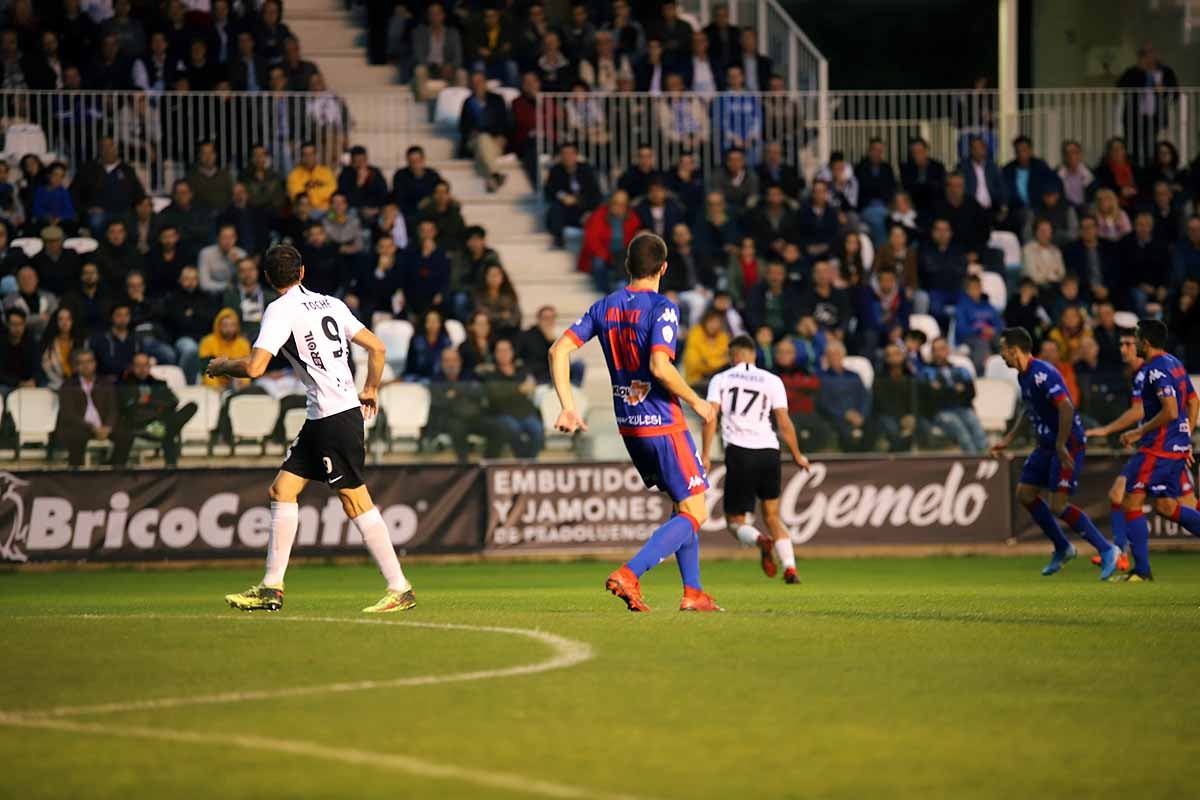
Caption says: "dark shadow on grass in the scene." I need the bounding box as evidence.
[730,607,1103,627]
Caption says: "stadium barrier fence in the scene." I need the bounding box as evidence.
[3,455,1197,564]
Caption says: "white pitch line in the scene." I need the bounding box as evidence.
[0,613,654,800]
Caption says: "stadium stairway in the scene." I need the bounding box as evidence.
[298,0,617,450]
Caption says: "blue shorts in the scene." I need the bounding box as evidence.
[1121,452,1188,498]
[1019,445,1084,494]
[623,429,709,503]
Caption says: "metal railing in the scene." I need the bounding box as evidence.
[0,90,424,196]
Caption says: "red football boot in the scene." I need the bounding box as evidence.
[783,567,800,584]
[679,586,723,612]
[756,534,778,578]
[1092,553,1132,571]
[605,565,650,612]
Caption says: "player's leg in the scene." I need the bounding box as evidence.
[1150,458,1200,538]
[224,470,308,612]
[723,445,776,578]
[339,485,417,613]
[1045,448,1118,578]
[761,498,799,583]
[1016,451,1073,573]
[1120,489,1154,580]
[1092,475,1131,571]
[674,493,721,612]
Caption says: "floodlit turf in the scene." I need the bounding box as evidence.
[2,556,1199,799]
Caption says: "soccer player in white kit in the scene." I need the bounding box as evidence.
[701,335,810,583]
[207,245,415,613]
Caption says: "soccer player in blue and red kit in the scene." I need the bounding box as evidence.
[1113,319,1200,581]
[992,327,1122,579]
[548,232,722,612]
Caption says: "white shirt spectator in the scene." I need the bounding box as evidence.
[972,161,991,208]
[197,243,247,293]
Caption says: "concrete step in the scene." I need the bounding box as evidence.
[287,20,360,50]
[313,57,397,90]
[283,0,343,13]
[458,202,542,238]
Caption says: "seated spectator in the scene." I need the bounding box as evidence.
[817,339,870,451]
[519,305,584,386]
[94,219,142,289]
[143,225,191,298]
[1121,210,1171,316]
[872,343,918,452]
[657,72,710,149]
[1047,304,1093,366]
[901,137,947,223]
[1168,278,1200,372]
[473,263,522,340]
[887,192,923,244]
[287,142,336,213]
[459,71,511,193]
[409,2,465,101]
[90,302,136,378]
[1089,301,1123,369]
[648,0,693,62]
[633,38,667,93]
[1038,338,1080,407]
[158,179,211,253]
[509,71,541,186]
[392,145,443,226]
[835,230,867,288]
[694,191,741,267]
[88,31,133,91]
[127,196,158,257]
[919,219,968,322]
[958,135,1009,228]
[816,151,860,216]
[253,0,292,65]
[404,308,452,382]
[230,30,268,91]
[222,257,277,342]
[1001,135,1055,235]
[336,146,388,227]
[726,236,761,309]
[70,135,145,234]
[347,235,402,322]
[711,146,759,214]
[1093,136,1139,208]
[417,181,468,256]
[483,338,543,458]
[3,264,56,340]
[0,160,24,239]
[466,6,518,86]
[1093,187,1131,242]
[1056,139,1094,211]
[451,226,502,315]
[682,28,720,93]
[903,328,927,374]
[41,305,86,390]
[634,178,686,241]
[544,142,602,248]
[791,315,827,372]
[299,221,342,297]
[61,261,110,336]
[772,336,833,451]
[744,183,797,261]
[934,171,996,268]
[323,192,364,267]
[856,265,911,356]
[875,224,919,290]
[375,203,409,251]
[280,35,317,92]
[618,146,662,201]
[684,308,730,387]
[1024,180,1079,247]
[112,352,197,468]
[1021,218,1065,293]
[955,274,1002,373]
[1073,336,1125,430]
[578,189,640,293]
[746,261,801,340]
[664,223,716,325]
[1065,215,1119,305]
[460,310,495,376]
[1174,215,1200,285]
[796,179,839,261]
[0,308,38,392]
[1004,277,1051,347]
[404,218,451,318]
[198,308,251,391]
[1045,272,1086,323]
[188,139,234,215]
[1148,180,1183,245]
[536,29,576,92]
[30,162,76,232]
[198,224,247,294]
[667,152,705,223]
[579,29,631,91]
[54,349,117,466]
[562,81,608,155]
[426,347,500,462]
[182,37,222,91]
[1143,141,1188,199]
[855,137,898,243]
[240,144,286,214]
[757,141,804,201]
[164,266,215,383]
[217,183,269,258]
[920,336,987,453]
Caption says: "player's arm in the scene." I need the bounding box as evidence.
[650,349,714,423]
[1187,393,1199,433]
[351,327,386,417]
[1085,405,1143,438]
[1054,395,1076,474]
[772,407,810,471]
[991,404,1026,455]
[549,333,587,433]
[1120,392,1179,447]
[206,348,274,380]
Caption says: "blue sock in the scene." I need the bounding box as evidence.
[674,530,702,590]
[1026,498,1071,551]
[1110,503,1128,551]
[1169,503,1200,537]
[1124,510,1152,577]
[1060,504,1114,555]
[627,515,696,578]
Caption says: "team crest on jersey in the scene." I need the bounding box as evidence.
[1034,372,1046,386]
[688,475,706,490]
[658,308,679,325]
[1149,368,1167,382]
[613,380,651,406]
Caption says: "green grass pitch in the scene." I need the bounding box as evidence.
[2,556,1198,799]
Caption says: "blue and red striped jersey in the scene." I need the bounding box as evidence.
[1134,353,1195,459]
[1018,357,1084,449]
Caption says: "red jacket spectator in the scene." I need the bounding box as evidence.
[577,201,642,273]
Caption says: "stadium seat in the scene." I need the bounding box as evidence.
[63,236,99,255]
[354,362,396,393]
[282,407,307,442]
[177,385,222,456]
[540,390,589,450]
[1114,311,1139,330]
[972,378,1018,434]
[379,382,430,450]
[1,123,47,163]
[985,354,1018,384]
[842,355,875,389]
[10,237,42,258]
[947,353,976,377]
[858,232,874,271]
[7,387,58,459]
[433,87,471,129]
[494,86,520,107]
[374,319,413,374]
[227,394,281,456]
[988,230,1021,269]
[444,318,467,347]
[980,271,1006,311]
[908,313,940,344]
[150,364,186,390]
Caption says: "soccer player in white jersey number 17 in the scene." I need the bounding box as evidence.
[206,244,416,614]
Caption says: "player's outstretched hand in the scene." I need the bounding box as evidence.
[690,397,716,425]
[795,454,811,472]
[359,388,378,419]
[554,408,588,433]
[702,454,712,474]
[205,357,227,378]
[1119,429,1140,448]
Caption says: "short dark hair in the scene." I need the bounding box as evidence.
[263,244,303,289]
[1000,327,1033,352]
[1012,134,1032,147]
[5,307,26,320]
[1137,318,1168,350]
[349,145,367,157]
[465,225,486,240]
[625,232,668,280]
[406,145,424,158]
[730,334,756,353]
[905,328,927,345]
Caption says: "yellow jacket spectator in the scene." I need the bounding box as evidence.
[286,142,336,211]
[199,308,252,390]
[683,308,730,386]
